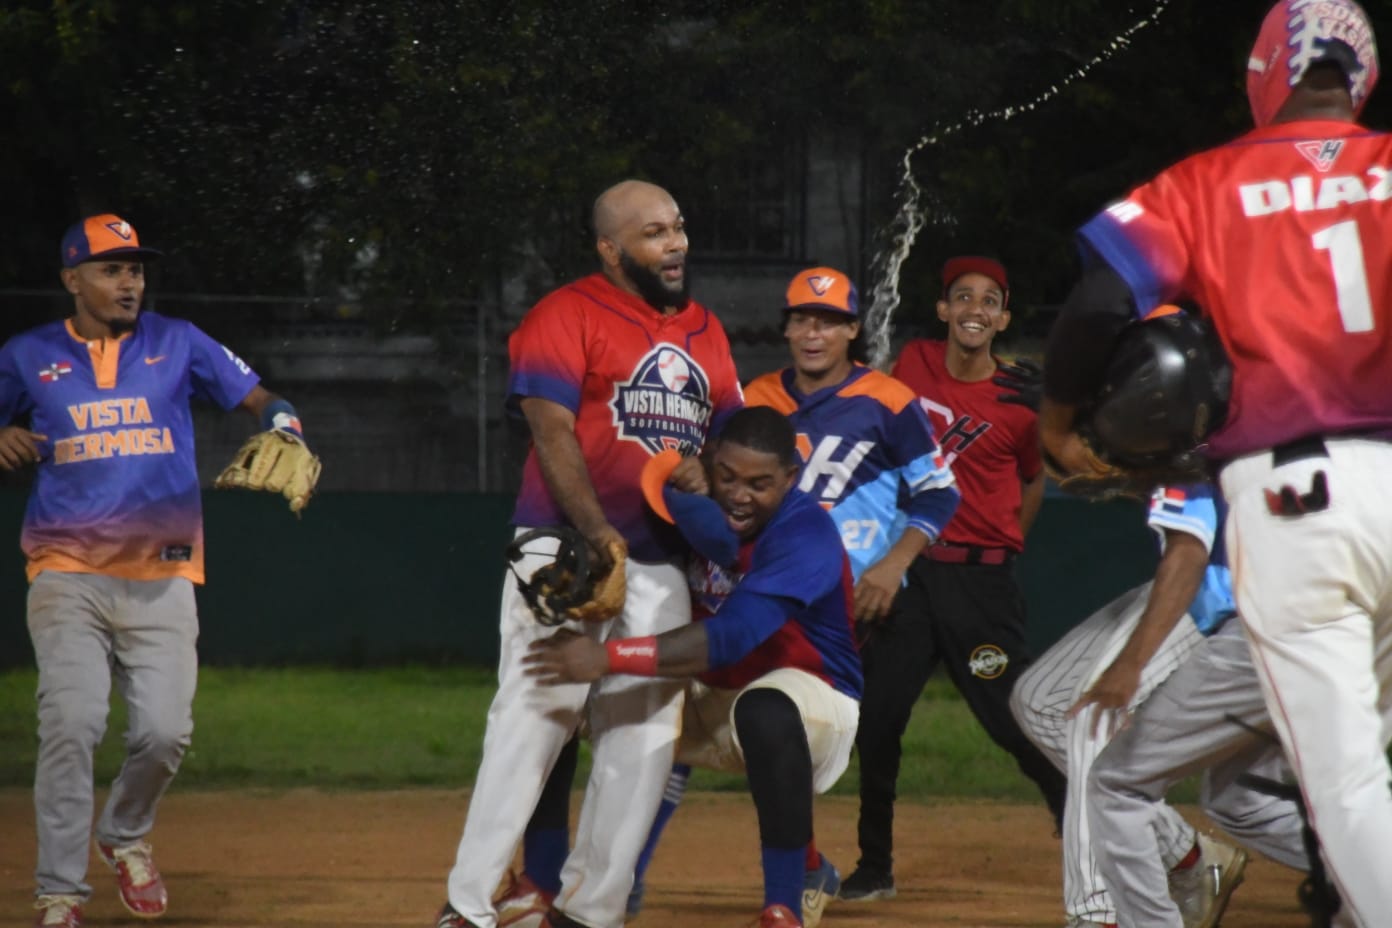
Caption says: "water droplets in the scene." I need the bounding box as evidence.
[863,0,1174,369]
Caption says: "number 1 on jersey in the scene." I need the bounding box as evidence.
[1312,219,1374,333]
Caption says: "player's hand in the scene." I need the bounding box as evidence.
[582,524,628,573]
[0,427,47,470]
[523,628,609,685]
[853,559,904,623]
[992,358,1042,411]
[1067,656,1144,739]
[669,455,709,495]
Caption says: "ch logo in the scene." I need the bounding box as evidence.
[919,398,991,464]
[795,433,875,502]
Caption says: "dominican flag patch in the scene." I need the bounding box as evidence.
[38,362,73,383]
[1154,486,1187,515]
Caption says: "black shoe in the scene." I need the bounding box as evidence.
[837,867,896,902]
[436,902,483,928]
[545,909,590,928]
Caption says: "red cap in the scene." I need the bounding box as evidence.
[941,256,1008,298]
[61,214,163,268]
[1247,0,1379,127]
[784,267,859,316]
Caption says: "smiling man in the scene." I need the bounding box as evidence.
[838,255,1067,903]
[526,406,863,928]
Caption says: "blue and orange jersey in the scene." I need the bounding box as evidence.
[0,312,259,583]
[1077,120,1392,458]
[743,365,958,580]
[689,488,862,699]
[1147,483,1234,636]
[892,339,1040,551]
[507,273,744,562]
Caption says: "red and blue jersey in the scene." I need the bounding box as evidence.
[0,312,259,583]
[508,273,743,562]
[744,365,958,580]
[688,488,862,700]
[1147,483,1234,636]
[1078,119,1392,458]
[892,339,1041,551]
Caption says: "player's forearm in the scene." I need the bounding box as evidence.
[606,623,712,677]
[1118,533,1208,669]
[521,398,611,539]
[1042,263,1135,405]
[1018,472,1046,537]
[877,526,932,576]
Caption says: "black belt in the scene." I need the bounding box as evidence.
[925,543,1015,566]
[1271,430,1392,467]
[1270,435,1329,467]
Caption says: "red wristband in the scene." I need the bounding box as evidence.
[605,636,659,676]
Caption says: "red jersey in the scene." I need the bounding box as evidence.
[892,339,1040,551]
[508,273,743,562]
[1078,119,1392,458]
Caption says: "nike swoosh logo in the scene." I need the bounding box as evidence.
[145,356,166,365]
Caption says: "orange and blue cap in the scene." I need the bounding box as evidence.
[785,267,859,317]
[61,214,163,268]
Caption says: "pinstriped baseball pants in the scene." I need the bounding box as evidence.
[1010,582,1203,924]
[1089,618,1311,928]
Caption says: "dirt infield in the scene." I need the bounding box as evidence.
[0,788,1313,927]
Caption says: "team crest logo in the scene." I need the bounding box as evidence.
[611,345,713,455]
[968,644,1009,679]
[37,362,73,383]
[1295,139,1344,173]
[804,274,838,296]
[106,220,135,240]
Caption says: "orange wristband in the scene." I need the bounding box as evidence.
[605,636,659,676]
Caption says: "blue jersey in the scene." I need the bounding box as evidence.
[743,365,958,580]
[0,312,258,583]
[1147,484,1235,635]
[688,488,862,699]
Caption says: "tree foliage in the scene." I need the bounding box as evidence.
[3,0,1389,326]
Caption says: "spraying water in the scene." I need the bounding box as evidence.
[863,1,1174,369]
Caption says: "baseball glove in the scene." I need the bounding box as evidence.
[1042,437,1165,502]
[505,526,627,626]
[214,429,323,514]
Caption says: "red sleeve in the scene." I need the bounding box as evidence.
[506,289,589,414]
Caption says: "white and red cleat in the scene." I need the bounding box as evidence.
[96,840,168,918]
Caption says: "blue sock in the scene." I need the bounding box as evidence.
[633,763,691,886]
[761,845,805,915]
[523,827,567,896]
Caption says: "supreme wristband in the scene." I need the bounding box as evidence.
[605,636,658,676]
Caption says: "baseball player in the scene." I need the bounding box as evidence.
[1089,600,1321,928]
[1039,3,1392,923]
[1,214,314,928]
[840,256,1066,902]
[620,266,961,924]
[525,406,864,928]
[435,180,743,928]
[1010,482,1244,928]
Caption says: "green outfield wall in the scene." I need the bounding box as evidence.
[0,491,1157,670]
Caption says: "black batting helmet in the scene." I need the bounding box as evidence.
[1083,309,1231,477]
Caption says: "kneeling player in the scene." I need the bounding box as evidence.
[526,407,862,928]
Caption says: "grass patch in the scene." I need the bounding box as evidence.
[0,666,1198,802]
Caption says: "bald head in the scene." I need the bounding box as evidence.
[592,180,676,239]
[591,179,690,313]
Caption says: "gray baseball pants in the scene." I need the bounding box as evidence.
[1088,618,1309,928]
[27,571,198,898]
